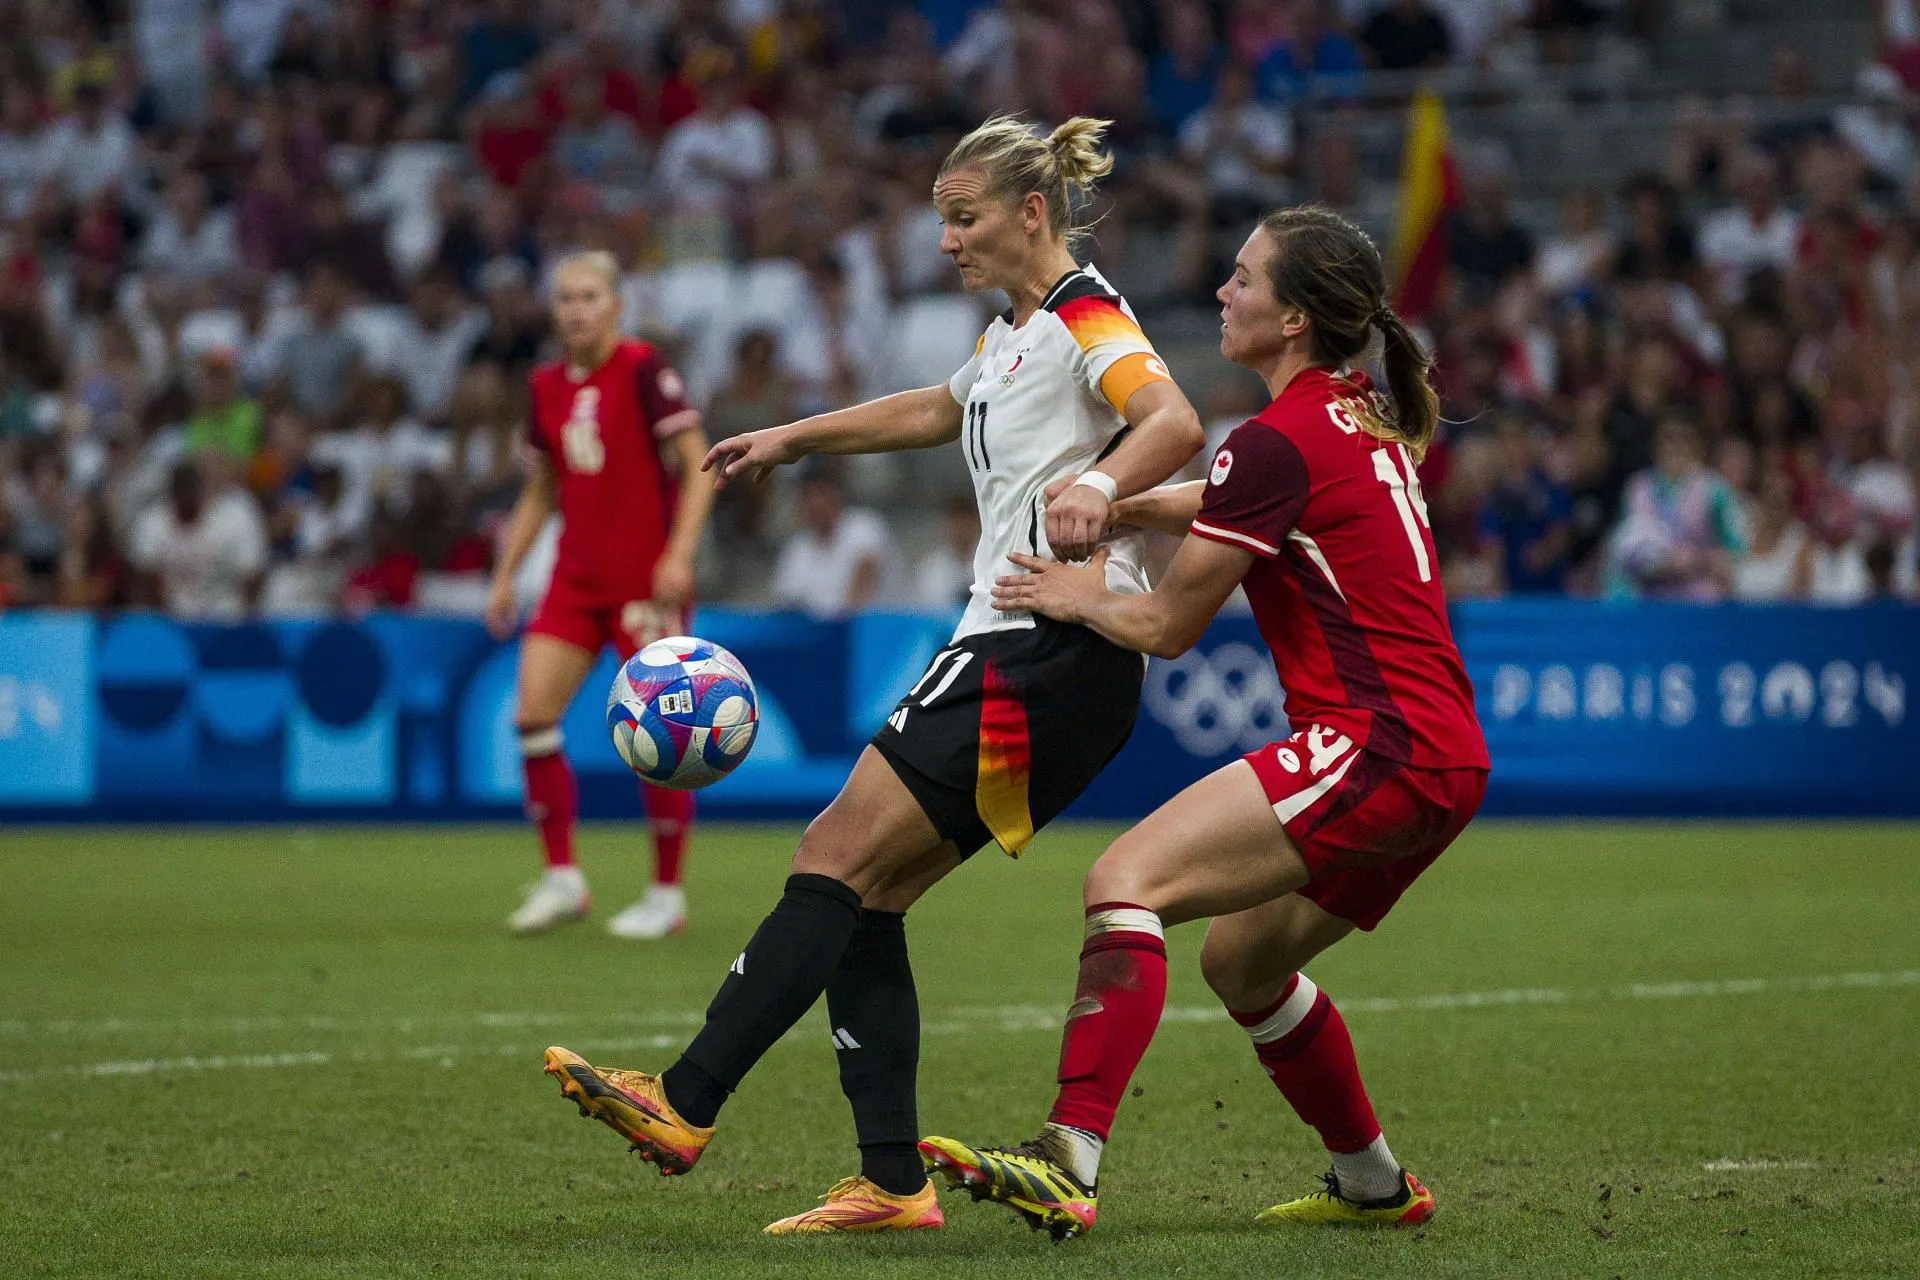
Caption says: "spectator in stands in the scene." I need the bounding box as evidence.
[128,458,268,621]
[306,184,397,299]
[3,442,68,602]
[1255,0,1364,104]
[1607,417,1746,601]
[1617,172,1699,286]
[1430,0,1531,71]
[1447,162,1535,295]
[1177,60,1295,228]
[708,327,796,554]
[276,261,364,425]
[913,495,981,610]
[460,0,546,106]
[41,84,134,205]
[1480,416,1575,594]
[141,171,239,294]
[389,267,488,422]
[311,374,449,519]
[1605,332,1686,498]
[770,461,896,619]
[1699,149,1801,305]
[652,61,773,262]
[182,347,263,463]
[1757,47,1828,156]
[551,73,648,197]
[1360,0,1455,72]
[471,70,553,192]
[1147,0,1224,133]
[1836,64,1915,193]
[464,257,546,378]
[1733,468,1812,600]
[0,82,45,221]
[1536,188,1617,299]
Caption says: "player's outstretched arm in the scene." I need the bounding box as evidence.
[1047,380,1204,560]
[992,535,1250,660]
[1112,480,1206,536]
[702,385,963,488]
[485,454,557,639]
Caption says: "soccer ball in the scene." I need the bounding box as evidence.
[606,636,759,789]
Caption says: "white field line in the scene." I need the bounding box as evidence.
[1701,1159,1818,1172]
[0,969,1914,1088]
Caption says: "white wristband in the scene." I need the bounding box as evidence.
[1075,470,1118,502]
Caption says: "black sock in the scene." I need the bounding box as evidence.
[827,909,925,1195]
[662,873,862,1128]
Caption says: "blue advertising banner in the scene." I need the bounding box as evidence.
[0,602,1912,821]
[0,612,95,804]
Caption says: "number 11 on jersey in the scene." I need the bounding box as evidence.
[965,402,991,472]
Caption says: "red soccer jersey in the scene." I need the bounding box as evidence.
[1189,366,1489,770]
[526,338,698,603]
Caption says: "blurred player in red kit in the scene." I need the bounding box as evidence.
[485,250,715,938]
[922,207,1489,1237]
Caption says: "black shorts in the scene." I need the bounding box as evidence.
[872,618,1144,858]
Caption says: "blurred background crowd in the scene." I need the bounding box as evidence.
[0,0,1915,623]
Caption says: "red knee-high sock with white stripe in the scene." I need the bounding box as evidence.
[1231,974,1403,1201]
[1043,903,1168,1181]
[642,783,694,887]
[521,727,578,870]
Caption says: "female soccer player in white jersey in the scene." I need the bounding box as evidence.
[540,115,1205,1234]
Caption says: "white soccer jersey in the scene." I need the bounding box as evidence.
[946,264,1173,639]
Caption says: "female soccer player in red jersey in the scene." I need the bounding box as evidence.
[486,251,715,939]
[920,206,1491,1239]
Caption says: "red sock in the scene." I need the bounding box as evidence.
[642,784,694,886]
[1231,975,1381,1153]
[522,731,577,869]
[1046,903,1168,1142]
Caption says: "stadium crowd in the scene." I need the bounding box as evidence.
[0,0,1915,621]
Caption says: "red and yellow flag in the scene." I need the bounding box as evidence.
[1388,89,1459,319]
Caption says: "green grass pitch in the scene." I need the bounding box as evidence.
[2,821,1917,1278]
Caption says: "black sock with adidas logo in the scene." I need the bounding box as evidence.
[827,909,925,1195]
[663,873,863,1128]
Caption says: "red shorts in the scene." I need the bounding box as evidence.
[1244,724,1487,931]
[526,584,691,661]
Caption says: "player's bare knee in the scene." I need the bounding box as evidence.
[1083,844,1165,912]
[790,809,884,893]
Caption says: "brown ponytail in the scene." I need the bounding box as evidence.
[1258,205,1439,460]
[1373,308,1440,460]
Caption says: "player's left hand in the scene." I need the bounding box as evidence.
[992,548,1109,624]
[1043,474,1112,562]
[652,549,694,607]
[703,425,799,490]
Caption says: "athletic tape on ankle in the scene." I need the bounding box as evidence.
[1084,905,1164,940]
[1244,975,1320,1045]
[520,726,564,756]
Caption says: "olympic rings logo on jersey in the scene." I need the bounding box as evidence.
[1142,642,1290,757]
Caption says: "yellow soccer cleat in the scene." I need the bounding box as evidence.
[762,1176,945,1234]
[918,1134,1098,1242]
[1255,1169,1435,1227]
[542,1046,713,1175]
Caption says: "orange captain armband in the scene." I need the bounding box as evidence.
[1098,350,1174,414]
